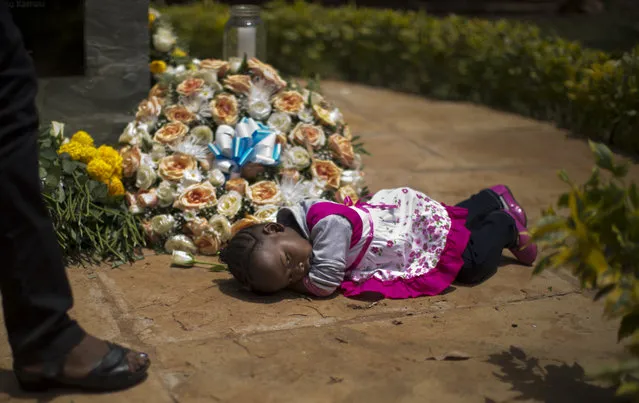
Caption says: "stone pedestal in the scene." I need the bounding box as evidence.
[32,0,150,144]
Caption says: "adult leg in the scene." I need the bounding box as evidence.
[0,2,148,390]
[455,189,503,228]
[455,211,517,285]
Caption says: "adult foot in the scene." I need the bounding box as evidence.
[490,185,527,227]
[15,334,150,392]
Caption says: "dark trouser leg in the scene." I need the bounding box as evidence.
[0,2,85,366]
[455,189,503,227]
[455,211,517,285]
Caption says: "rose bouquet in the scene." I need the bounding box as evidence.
[38,122,145,264]
[148,7,191,77]
[119,57,369,256]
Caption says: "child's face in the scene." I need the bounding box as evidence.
[249,223,313,293]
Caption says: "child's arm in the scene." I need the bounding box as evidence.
[288,215,352,297]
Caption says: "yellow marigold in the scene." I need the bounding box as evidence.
[86,158,114,182]
[70,131,94,147]
[97,145,123,172]
[150,60,167,75]
[107,177,125,196]
[172,47,187,58]
[77,145,98,164]
[57,141,83,160]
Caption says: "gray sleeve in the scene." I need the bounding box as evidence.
[308,215,352,290]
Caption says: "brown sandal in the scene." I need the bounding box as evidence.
[14,342,150,392]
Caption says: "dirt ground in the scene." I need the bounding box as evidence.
[0,81,638,403]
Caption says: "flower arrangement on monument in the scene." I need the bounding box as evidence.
[119,56,369,256]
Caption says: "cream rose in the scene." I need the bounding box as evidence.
[254,205,279,223]
[158,154,197,181]
[210,94,239,126]
[246,181,282,206]
[153,27,176,52]
[199,59,230,77]
[208,169,226,187]
[225,177,249,195]
[281,146,311,170]
[150,142,167,163]
[297,108,314,124]
[176,77,205,97]
[164,105,196,125]
[119,145,142,178]
[313,103,343,127]
[136,189,159,209]
[247,58,286,90]
[150,214,176,235]
[223,74,251,94]
[125,192,143,214]
[216,190,243,218]
[190,126,213,145]
[164,234,197,254]
[136,164,157,190]
[154,122,189,145]
[194,232,221,256]
[311,160,342,190]
[135,96,163,123]
[157,180,177,207]
[272,91,305,114]
[174,182,218,210]
[208,214,232,241]
[149,83,169,99]
[119,122,147,146]
[267,112,293,134]
[335,185,359,205]
[328,133,356,168]
[280,168,301,183]
[289,123,326,149]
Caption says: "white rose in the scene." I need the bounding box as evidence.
[267,112,292,134]
[229,57,242,73]
[208,214,232,241]
[150,142,166,163]
[341,170,366,193]
[140,153,156,170]
[119,122,143,145]
[301,89,324,105]
[309,178,327,198]
[190,126,213,145]
[50,121,65,141]
[180,169,203,188]
[150,214,176,235]
[282,146,311,170]
[136,164,157,190]
[248,100,272,121]
[208,169,226,187]
[254,205,279,223]
[193,70,219,86]
[297,108,314,123]
[157,180,177,207]
[216,190,243,218]
[164,234,197,254]
[153,27,176,53]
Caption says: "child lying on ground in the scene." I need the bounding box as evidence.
[220,185,537,299]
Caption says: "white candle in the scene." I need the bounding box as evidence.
[237,26,257,59]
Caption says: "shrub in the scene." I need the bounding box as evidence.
[531,141,639,399]
[159,1,639,154]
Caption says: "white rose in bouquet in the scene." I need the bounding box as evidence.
[120,122,149,146]
[208,214,232,242]
[267,112,293,134]
[164,234,197,254]
[248,100,272,121]
[282,146,311,170]
[136,164,157,190]
[190,126,214,145]
[150,214,176,236]
[254,205,279,223]
[341,170,366,193]
[297,108,314,124]
[229,57,242,74]
[216,190,243,218]
[153,27,177,53]
[50,121,65,141]
[150,142,167,163]
[208,169,226,187]
[157,180,177,207]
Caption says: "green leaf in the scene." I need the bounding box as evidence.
[39,148,58,161]
[588,140,615,172]
[62,159,78,174]
[616,380,639,397]
[557,169,572,184]
[618,312,639,342]
[209,264,228,272]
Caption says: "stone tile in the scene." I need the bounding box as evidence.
[155,294,618,403]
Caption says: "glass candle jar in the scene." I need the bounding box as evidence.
[223,5,267,62]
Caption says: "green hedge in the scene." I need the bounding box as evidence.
[159,1,639,154]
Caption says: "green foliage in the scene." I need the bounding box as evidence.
[38,125,146,266]
[160,1,639,154]
[531,140,639,399]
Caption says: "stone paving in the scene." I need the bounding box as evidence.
[1,81,638,403]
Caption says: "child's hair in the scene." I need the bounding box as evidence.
[219,223,268,289]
